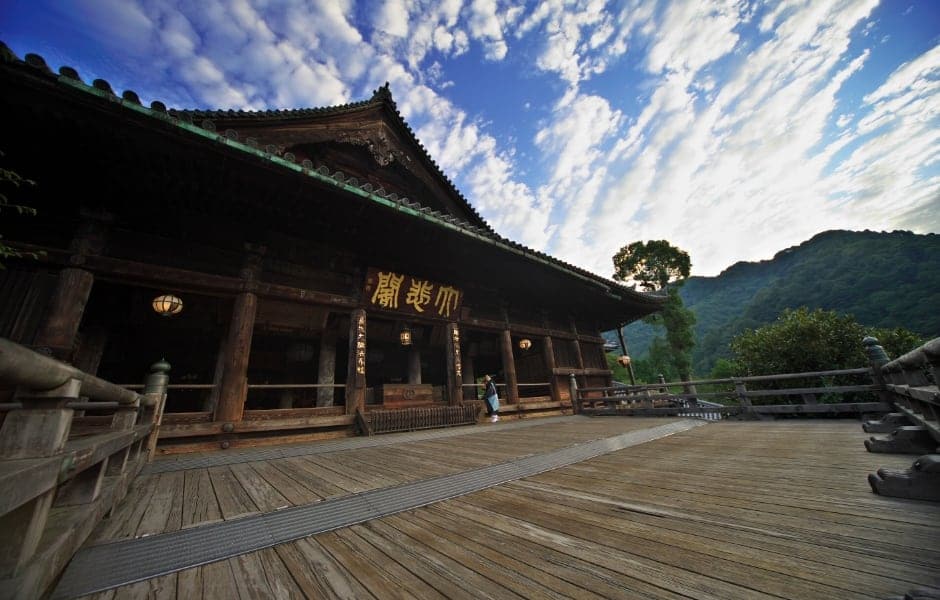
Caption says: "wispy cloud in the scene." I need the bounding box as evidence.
[15,0,938,279]
[534,0,938,277]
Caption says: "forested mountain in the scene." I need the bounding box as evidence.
[613,230,940,375]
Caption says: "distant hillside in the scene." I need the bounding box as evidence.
[612,230,940,375]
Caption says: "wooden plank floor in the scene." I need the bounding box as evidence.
[89,417,682,544]
[81,419,940,599]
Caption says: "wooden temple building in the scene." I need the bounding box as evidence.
[0,44,664,454]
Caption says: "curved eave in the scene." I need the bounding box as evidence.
[169,84,492,233]
[0,45,666,324]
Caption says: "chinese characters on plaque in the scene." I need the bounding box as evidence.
[355,312,366,375]
[365,268,462,319]
[451,325,462,379]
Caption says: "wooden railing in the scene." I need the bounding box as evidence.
[363,402,484,435]
[0,337,168,600]
[576,366,886,418]
[864,337,939,501]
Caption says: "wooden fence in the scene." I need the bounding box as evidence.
[361,402,484,435]
[576,366,887,418]
[864,337,939,501]
[0,337,168,600]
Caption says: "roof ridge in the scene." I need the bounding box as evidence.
[168,81,493,234]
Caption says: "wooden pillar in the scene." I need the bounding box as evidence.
[462,352,476,401]
[570,319,585,371]
[215,292,257,423]
[73,325,108,375]
[568,373,580,414]
[215,245,264,424]
[408,348,422,384]
[33,211,110,361]
[543,336,561,403]
[33,268,95,361]
[316,327,337,407]
[445,323,462,404]
[204,332,228,413]
[345,308,367,415]
[499,329,519,404]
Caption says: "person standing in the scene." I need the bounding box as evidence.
[483,374,500,422]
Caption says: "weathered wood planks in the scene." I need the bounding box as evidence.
[79,419,940,599]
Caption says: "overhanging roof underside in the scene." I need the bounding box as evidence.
[0,45,665,327]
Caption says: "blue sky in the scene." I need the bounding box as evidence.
[2,0,938,277]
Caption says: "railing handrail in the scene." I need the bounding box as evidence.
[577,354,893,418]
[119,383,215,389]
[883,337,940,373]
[584,367,872,392]
[0,337,140,405]
[246,383,347,389]
[876,336,939,444]
[0,336,170,599]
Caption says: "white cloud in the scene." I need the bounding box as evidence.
[466,0,521,60]
[540,0,920,278]
[74,0,155,54]
[26,0,939,282]
[535,90,622,190]
[375,0,413,37]
[864,44,940,104]
[516,0,627,85]
[645,0,742,76]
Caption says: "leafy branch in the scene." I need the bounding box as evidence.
[0,150,43,268]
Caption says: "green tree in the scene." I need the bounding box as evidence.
[659,287,696,379]
[709,358,743,379]
[612,240,691,291]
[613,240,695,380]
[628,338,680,384]
[729,307,923,375]
[0,150,41,268]
[867,326,924,362]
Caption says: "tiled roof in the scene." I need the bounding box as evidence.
[168,82,493,232]
[0,42,664,309]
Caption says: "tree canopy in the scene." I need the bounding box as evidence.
[618,230,939,375]
[612,240,695,381]
[725,307,923,376]
[612,240,691,291]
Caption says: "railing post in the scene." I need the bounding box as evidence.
[923,339,940,386]
[0,377,79,576]
[684,380,699,407]
[922,340,940,423]
[657,374,671,406]
[142,359,170,461]
[568,373,579,414]
[863,336,892,407]
[734,379,753,417]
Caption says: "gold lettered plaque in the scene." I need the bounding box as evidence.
[364,268,462,319]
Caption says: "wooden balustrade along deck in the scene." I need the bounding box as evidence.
[2,336,939,599]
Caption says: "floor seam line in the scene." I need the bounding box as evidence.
[52,419,706,600]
